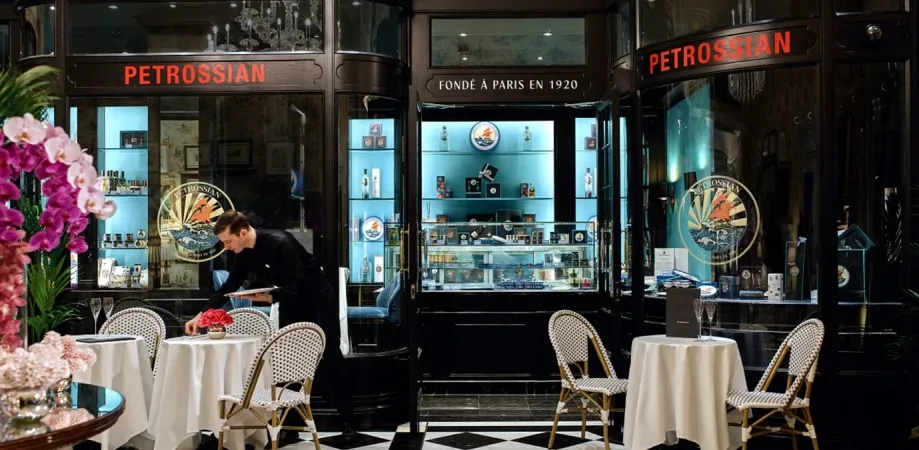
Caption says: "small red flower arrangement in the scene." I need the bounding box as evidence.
[199,309,233,332]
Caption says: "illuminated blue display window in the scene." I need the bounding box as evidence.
[348,118,396,284]
[420,120,555,223]
[575,117,598,225]
[96,106,149,271]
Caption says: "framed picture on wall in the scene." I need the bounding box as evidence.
[184,145,199,170]
[266,142,294,176]
[216,141,251,167]
[120,131,147,149]
[777,130,787,162]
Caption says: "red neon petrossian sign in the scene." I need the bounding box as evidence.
[646,30,794,76]
[123,63,267,86]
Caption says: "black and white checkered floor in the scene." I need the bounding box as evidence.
[285,421,622,450]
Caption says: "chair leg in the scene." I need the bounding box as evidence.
[787,413,798,450]
[270,410,280,450]
[601,394,610,450]
[803,407,819,450]
[304,404,321,450]
[580,407,587,439]
[741,409,749,450]
[217,401,226,450]
[548,388,566,449]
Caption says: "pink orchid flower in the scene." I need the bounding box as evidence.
[1,114,46,145]
[44,136,84,165]
[65,236,88,253]
[67,217,88,234]
[0,180,20,203]
[28,230,61,253]
[0,207,25,228]
[67,161,98,190]
[77,186,104,214]
[38,208,65,234]
[96,200,117,220]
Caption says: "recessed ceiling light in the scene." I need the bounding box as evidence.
[230,2,237,6]
[543,30,553,37]
[351,0,361,5]
[537,56,544,60]
[459,32,467,37]
[169,3,176,7]
[462,56,468,61]
[108,4,118,9]
[49,5,55,9]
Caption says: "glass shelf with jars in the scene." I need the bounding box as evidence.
[419,221,598,292]
[346,113,402,285]
[95,106,151,290]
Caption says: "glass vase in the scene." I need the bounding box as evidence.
[207,326,227,340]
[1,388,52,439]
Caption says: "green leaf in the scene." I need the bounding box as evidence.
[0,66,59,123]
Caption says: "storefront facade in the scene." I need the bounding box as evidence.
[12,0,916,446]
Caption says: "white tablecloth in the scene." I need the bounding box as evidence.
[73,335,154,450]
[148,335,270,450]
[623,335,747,450]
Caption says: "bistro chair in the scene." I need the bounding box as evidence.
[100,307,166,369]
[216,322,326,450]
[548,310,628,450]
[227,307,274,338]
[725,318,824,450]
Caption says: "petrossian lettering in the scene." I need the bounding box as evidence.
[123,63,267,86]
[648,31,792,75]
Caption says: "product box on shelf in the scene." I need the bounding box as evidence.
[486,183,501,198]
[466,177,482,197]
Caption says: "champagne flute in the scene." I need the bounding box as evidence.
[103,297,115,321]
[90,298,102,334]
[693,297,704,341]
[705,300,718,341]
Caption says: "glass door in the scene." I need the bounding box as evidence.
[597,91,628,366]
[339,95,407,355]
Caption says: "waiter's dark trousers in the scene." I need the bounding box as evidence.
[276,276,354,428]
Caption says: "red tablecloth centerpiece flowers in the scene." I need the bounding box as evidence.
[199,309,233,339]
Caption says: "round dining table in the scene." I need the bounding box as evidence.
[0,383,125,450]
[623,335,747,450]
[148,334,271,450]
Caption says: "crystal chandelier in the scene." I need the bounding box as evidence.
[727,0,765,104]
[207,0,323,52]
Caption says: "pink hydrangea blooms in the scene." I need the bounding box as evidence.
[40,331,96,375]
[0,114,116,349]
[0,345,69,390]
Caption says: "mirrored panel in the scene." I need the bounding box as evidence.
[21,4,54,58]
[337,0,404,59]
[835,62,906,371]
[431,18,586,66]
[70,1,324,54]
[639,0,816,48]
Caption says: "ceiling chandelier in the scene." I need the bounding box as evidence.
[208,0,323,52]
[727,0,765,104]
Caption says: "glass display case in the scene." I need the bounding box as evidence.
[342,97,404,286]
[418,118,598,292]
[419,221,598,291]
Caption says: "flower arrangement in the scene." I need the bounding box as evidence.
[0,345,69,391]
[199,309,234,330]
[40,331,96,375]
[0,113,116,349]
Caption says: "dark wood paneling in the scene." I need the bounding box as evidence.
[334,53,408,98]
[414,0,605,13]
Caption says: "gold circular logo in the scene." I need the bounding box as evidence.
[157,182,235,263]
[678,175,760,266]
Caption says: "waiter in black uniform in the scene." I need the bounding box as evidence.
[184,210,354,447]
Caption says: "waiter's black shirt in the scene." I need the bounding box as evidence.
[204,229,321,312]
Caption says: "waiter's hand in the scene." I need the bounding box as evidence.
[184,313,202,335]
[237,293,272,303]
